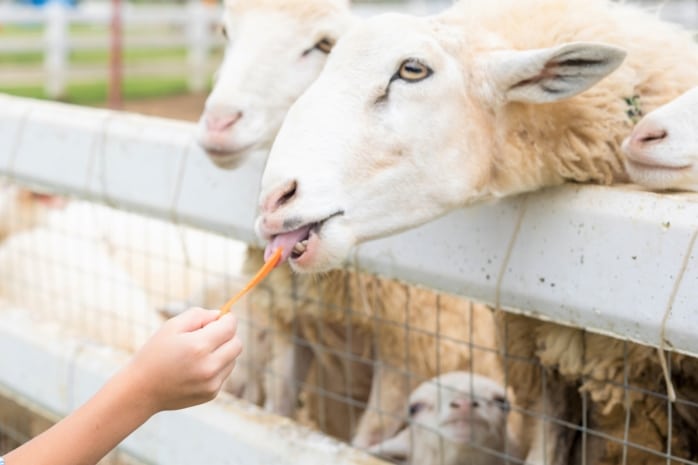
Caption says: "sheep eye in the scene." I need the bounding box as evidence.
[315,37,335,54]
[302,37,335,56]
[493,395,509,410]
[220,25,229,40]
[408,401,427,417]
[397,59,432,82]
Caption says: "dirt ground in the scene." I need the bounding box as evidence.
[114,92,208,122]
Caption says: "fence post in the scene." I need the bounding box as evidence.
[186,0,210,94]
[44,1,68,99]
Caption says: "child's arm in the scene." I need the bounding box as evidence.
[4,308,242,465]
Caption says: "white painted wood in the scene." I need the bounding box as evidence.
[43,2,68,99]
[186,1,211,93]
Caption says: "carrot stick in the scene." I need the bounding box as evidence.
[219,247,283,316]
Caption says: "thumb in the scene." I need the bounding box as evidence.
[170,307,221,333]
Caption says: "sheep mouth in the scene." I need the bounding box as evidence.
[203,143,255,159]
[441,414,490,432]
[441,416,474,428]
[625,158,692,172]
[264,210,344,265]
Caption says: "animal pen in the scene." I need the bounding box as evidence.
[1,93,698,465]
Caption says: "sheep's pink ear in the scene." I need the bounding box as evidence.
[367,428,411,461]
[484,42,626,104]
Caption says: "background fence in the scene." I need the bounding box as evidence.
[0,0,454,101]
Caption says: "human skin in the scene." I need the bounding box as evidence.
[4,308,243,465]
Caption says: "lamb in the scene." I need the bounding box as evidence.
[255,0,698,463]
[369,371,520,465]
[0,227,163,353]
[195,0,502,445]
[622,86,698,191]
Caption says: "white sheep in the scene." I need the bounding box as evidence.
[197,0,355,169]
[255,0,698,463]
[369,371,520,465]
[0,227,163,353]
[0,194,264,407]
[196,0,502,445]
[622,86,698,191]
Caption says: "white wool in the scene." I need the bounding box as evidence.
[0,227,162,352]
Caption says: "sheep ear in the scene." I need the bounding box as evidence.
[485,42,626,104]
[367,428,411,460]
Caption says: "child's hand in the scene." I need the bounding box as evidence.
[124,308,243,414]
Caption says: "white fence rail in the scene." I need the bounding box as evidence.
[2,94,698,357]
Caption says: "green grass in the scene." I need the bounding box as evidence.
[0,76,190,105]
[0,24,220,103]
[0,47,189,66]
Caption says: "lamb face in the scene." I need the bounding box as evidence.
[196,0,354,169]
[255,11,625,272]
[623,86,698,191]
[369,371,514,465]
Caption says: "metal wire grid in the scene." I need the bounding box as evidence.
[1,179,698,465]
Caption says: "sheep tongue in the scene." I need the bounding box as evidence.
[265,225,312,264]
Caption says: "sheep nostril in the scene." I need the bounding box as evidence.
[639,129,667,144]
[205,111,243,132]
[264,180,298,213]
[450,399,478,410]
[276,180,297,209]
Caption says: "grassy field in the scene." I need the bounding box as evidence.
[0,47,188,66]
[0,77,192,105]
[0,23,221,105]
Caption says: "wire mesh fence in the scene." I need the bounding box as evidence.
[2,173,698,465]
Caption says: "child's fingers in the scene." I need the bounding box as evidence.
[213,336,243,380]
[197,313,238,351]
[171,307,221,332]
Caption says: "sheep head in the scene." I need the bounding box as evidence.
[623,86,698,192]
[197,0,354,169]
[369,371,515,465]
[255,12,625,272]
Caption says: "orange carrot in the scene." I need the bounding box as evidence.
[219,247,282,316]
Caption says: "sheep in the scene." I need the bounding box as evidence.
[197,0,355,169]
[622,86,698,191]
[254,0,698,463]
[196,0,503,445]
[0,227,163,353]
[0,183,266,407]
[195,0,372,439]
[368,371,520,465]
